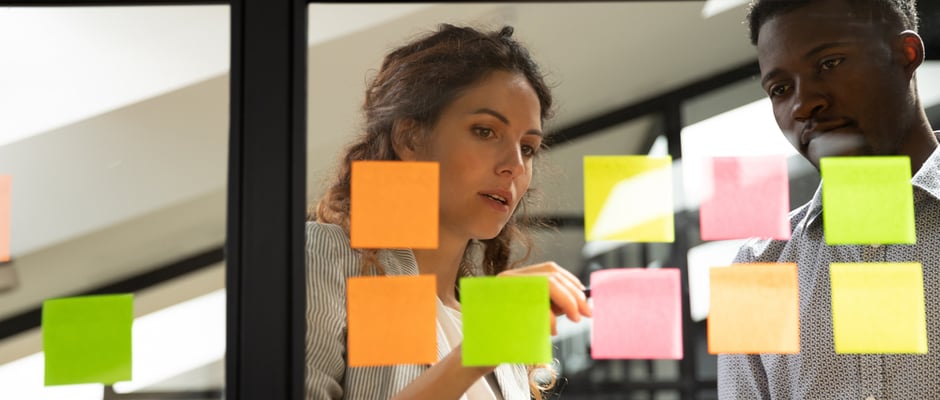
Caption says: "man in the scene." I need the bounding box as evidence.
[718,0,940,398]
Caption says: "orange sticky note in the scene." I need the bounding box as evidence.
[708,263,800,354]
[350,161,438,249]
[0,175,9,262]
[346,275,437,366]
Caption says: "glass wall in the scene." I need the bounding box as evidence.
[0,6,229,399]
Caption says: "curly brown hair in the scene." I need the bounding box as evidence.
[311,23,558,398]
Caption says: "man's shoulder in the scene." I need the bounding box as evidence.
[732,200,816,264]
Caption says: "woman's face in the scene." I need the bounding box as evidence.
[414,70,544,242]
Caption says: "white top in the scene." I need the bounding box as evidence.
[436,298,505,400]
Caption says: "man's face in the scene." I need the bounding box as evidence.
[756,0,914,170]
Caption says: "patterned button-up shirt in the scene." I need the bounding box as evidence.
[717,136,940,399]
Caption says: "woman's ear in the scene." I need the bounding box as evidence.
[897,30,924,79]
[391,119,419,161]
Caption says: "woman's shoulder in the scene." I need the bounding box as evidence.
[305,221,359,278]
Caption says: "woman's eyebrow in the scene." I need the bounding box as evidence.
[470,108,543,137]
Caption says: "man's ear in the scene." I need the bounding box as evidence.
[391,119,420,161]
[897,30,925,79]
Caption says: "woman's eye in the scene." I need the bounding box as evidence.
[473,127,495,138]
[521,144,539,157]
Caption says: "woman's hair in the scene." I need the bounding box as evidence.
[312,23,557,398]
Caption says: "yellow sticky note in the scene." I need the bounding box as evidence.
[350,161,438,249]
[583,156,674,242]
[830,262,927,354]
[0,175,9,262]
[346,275,437,366]
[708,263,800,354]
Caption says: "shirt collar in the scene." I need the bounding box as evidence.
[911,132,940,201]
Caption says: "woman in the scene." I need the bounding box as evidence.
[308,23,592,400]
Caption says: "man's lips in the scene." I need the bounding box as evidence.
[800,120,854,145]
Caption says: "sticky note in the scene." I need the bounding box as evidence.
[0,175,10,262]
[350,161,438,249]
[820,156,914,245]
[584,156,674,242]
[43,294,133,385]
[708,263,799,354]
[590,268,682,359]
[699,156,790,241]
[830,262,927,354]
[461,276,551,366]
[346,275,437,366]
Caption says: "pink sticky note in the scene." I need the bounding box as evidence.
[590,268,683,359]
[699,156,790,241]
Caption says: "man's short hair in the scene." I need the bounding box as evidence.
[746,0,920,45]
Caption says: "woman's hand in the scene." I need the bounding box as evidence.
[497,262,593,335]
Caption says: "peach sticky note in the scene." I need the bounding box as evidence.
[699,156,790,241]
[461,276,552,366]
[590,268,683,359]
[0,175,9,262]
[346,275,437,366]
[350,161,438,249]
[820,156,915,245]
[43,294,133,385]
[830,262,927,354]
[708,263,799,354]
[584,155,674,243]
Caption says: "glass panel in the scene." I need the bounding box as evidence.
[0,6,229,399]
[306,2,763,399]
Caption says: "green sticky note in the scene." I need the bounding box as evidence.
[460,276,551,366]
[43,294,133,385]
[583,155,674,243]
[830,262,927,354]
[820,156,915,245]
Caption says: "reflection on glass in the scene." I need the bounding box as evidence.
[0,6,229,399]
[306,2,802,399]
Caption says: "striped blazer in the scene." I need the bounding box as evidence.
[305,222,532,400]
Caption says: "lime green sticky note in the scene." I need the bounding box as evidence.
[460,276,551,366]
[584,155,674,242]
[820,156,915,245]
[43,294,133,385]
[830,262,927,354]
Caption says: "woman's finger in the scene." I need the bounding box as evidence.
[550,312,557,336]
[548,275,583,322]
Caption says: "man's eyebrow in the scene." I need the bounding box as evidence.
[760,41,852,88]
[471,108,543,137]
[761,69,782,88]
[803,41,852,61]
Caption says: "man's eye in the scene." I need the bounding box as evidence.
[770,84,790,97]
[820,57,843,71]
